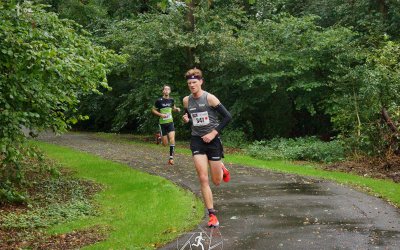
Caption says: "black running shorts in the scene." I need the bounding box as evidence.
[159,122,175,136]
[190,136,224,161]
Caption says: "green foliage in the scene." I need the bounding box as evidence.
[89,10,189,133]
[54,0,108,28]
[0,151,100,230]
[1,200,95,229]
[29,0,400,157]
[86,5,356,140]
[221,129,249,148]
[246,137,346,163]
[74,75,132,132]
[100,0,168,18]
[200,13,356,139]
[0,182,27,204]
[0,1,124,203]
[325,40,400,155]
[251,0,400,40]
[0,145,45,204]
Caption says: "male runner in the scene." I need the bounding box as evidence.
[182,68,232,227]
[152,85,180,165]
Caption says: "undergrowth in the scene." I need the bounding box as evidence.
[0,150,103,247]
[246,136,346,163]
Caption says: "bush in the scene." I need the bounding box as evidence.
[246,137,346,163]
[221,129,249,148]
[0,2,124,204]
[0,199,95,229]
[0,159,102,230]
[0,145,50,205]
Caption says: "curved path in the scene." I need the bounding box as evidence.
[39,132,400,249]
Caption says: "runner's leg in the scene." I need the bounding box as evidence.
[168,131,175,159]
[208,138,225,186]
[209,160,223,186]
[161,135,168,146]
[193,154,214,209]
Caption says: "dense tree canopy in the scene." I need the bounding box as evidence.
[0,1,124,201]
[1,0,399,204]
[44,0,399,155]
[4,0,400,153]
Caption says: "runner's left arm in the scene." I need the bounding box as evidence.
[207,94,232,134]
[173,105,181,112]
[213,103,232,134]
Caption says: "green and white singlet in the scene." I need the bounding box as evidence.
[154,97,175,124]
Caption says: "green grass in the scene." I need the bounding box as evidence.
[33,141,203,249]
[93,132,400,208]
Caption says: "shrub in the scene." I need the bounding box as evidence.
[221,129,249,148]
[0,2,124,204]
[0,167,102,230]
[246,137,346,163]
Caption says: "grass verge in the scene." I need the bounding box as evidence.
[33,141,203,249]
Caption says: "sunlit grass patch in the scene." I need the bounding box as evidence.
[33,141,203,249]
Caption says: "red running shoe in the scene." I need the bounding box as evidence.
[168,159,174,165]
[221,163,230,182]
[208,214,219,228]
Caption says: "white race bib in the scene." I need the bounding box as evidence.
[162,113,172,120]
[191,111,210,126]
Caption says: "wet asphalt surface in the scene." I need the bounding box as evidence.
[38,132,400,250]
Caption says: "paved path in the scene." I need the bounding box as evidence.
[39,132,400,249]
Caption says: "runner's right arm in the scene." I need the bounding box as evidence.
[182,96,192,124]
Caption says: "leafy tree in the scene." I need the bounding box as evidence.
[40,0,400,155]
[251,0,400,40]
[326,40,400,155]
[83,2,358,141]
[86,8,193,134]
[0,1,124,203]
[198,13,357,139]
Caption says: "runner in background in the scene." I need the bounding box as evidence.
[152,85,180,165]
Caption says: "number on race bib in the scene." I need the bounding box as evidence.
[162,113,172,120]
[191,111,210,126]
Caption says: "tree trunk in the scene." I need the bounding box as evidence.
[381,107,400,155]
[376,0,388,19]
[185,1,196,68]
[381,107,399,134]
[353,87,362,137]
